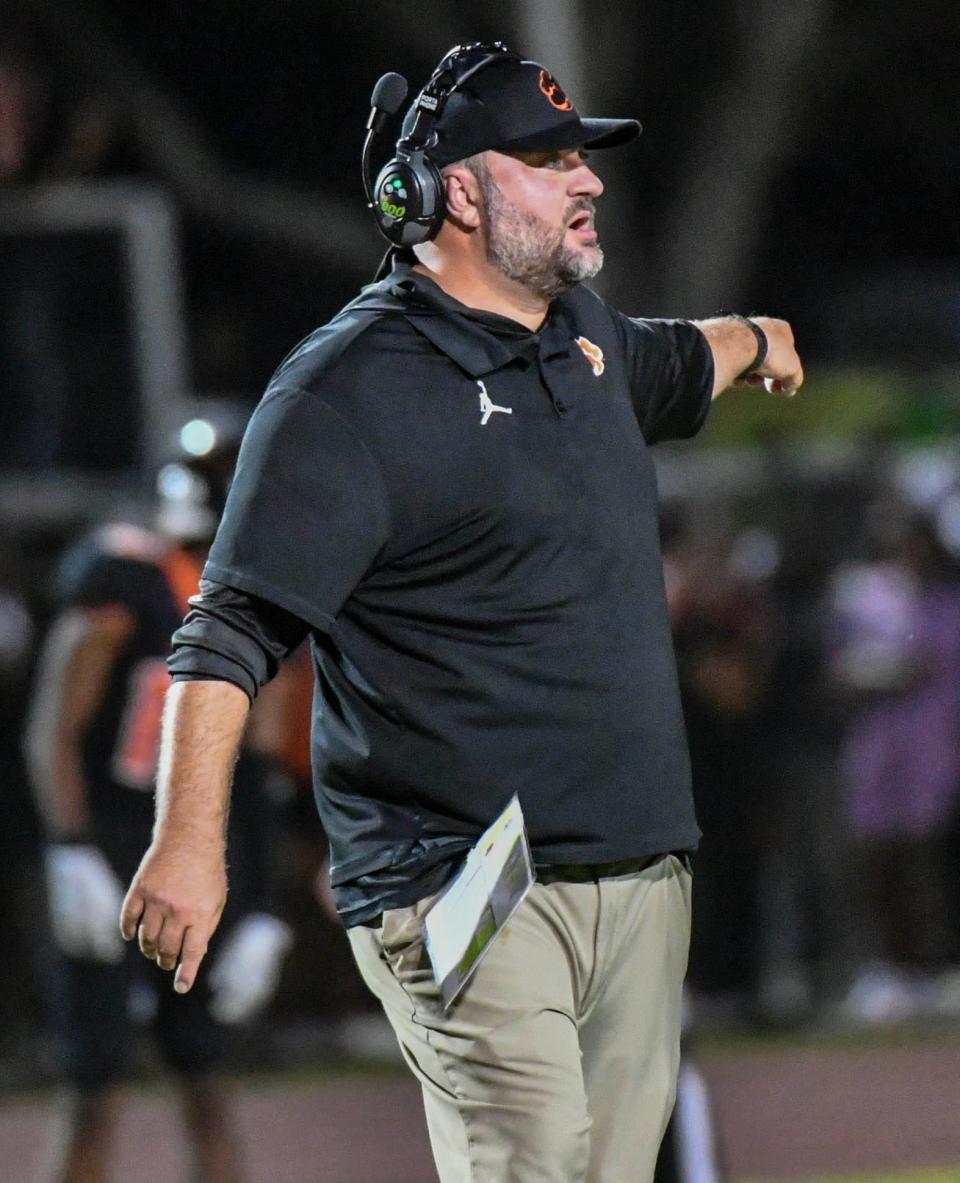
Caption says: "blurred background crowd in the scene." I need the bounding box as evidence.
[1,0,959,1179]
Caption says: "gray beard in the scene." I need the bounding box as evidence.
[478,176,604,301]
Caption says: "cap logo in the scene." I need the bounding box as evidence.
[575,336,605,376]
[538,69,572,112]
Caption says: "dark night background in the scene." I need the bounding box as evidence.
[5,0,958,397]
[3,4,960,1180]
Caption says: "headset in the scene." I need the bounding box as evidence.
[363,42,514,249]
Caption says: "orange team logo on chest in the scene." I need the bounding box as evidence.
[538,69,572,111]
[575,336,605,376]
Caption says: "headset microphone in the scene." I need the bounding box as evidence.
[368,73,408,132]
[365,42,511,250]
[363,72,409,208]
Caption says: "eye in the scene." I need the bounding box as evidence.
[547,149,591,170]
[512,149,589,170]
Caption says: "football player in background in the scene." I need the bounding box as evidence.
[25,406,294,1183]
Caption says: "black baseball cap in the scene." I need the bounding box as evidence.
[402,46,641,168]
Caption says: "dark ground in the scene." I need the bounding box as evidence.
[697,1033,960,1181]
[3,1031,960,1182]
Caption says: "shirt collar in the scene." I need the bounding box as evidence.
[382,255,548,378]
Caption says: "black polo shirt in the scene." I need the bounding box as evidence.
[202,259,714,924]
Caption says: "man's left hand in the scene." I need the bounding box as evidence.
[737,316,803,397]
[697,315,804,399]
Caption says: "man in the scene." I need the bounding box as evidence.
[122,45,802,1183]
[26,407,292,1183]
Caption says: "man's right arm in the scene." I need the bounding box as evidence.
[125,380,394,990]
[120,678,251,993]
[121,581,311,992]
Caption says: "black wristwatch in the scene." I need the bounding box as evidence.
[717,311,768,378]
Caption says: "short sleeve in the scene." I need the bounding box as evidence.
[204,385,391,632]
[615,315,714,444]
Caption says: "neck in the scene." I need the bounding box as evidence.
[412,244,548,331]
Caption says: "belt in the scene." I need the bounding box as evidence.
[535,853,665,885]
[363,853,687,926]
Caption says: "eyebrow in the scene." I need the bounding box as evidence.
[512,147,591,166]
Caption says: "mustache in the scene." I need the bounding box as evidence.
[565,199,596,225]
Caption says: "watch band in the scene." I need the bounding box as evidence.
[717,311,768,378]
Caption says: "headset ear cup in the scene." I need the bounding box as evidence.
[367,45,511,252]
[372,155,445,247]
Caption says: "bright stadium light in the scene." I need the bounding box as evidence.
[179,418,217,457]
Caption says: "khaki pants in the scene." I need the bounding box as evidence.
[348,854,692,1183]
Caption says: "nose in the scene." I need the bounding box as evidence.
[571,161,603,200]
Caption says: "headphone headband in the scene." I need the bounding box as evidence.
[367,42,513,248]
[400,42,512,153]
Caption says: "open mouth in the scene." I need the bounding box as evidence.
[567,210,598,242]
[568,211,593,232]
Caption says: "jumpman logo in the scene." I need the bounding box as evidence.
[477,380,512,426]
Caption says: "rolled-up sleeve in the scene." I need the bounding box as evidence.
[169,580,310,702]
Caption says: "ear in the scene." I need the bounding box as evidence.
[442,165,482,231]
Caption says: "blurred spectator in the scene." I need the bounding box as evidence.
[666,489,863,1028]
[23,407,293,1183]
[830,511,960,1022]
[665,516,772,1023]
[750,509,855,1024]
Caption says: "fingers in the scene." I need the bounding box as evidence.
[764,364,803,397]
[175,927,210,995]
[156,918,186,973]
[137,906,163,959]
[752,317,803,397]
[120,884,145,942]
[119,848,227,991]
[134,902,212,989]
[134,907,189,972]
[736,370,801,395]
[132,897,210,988]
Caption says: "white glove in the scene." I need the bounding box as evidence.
[44,844,126,964]
[208,913,293,1025]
